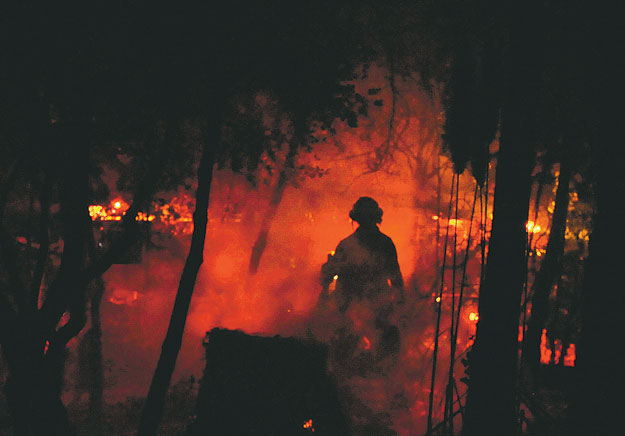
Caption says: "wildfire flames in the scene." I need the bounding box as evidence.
[89,196,194,235]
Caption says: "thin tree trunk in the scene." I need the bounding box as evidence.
[566,117,624,436]
[137,132,216,436]
[87,277,105,436]
[248,141,298,274]
[521,160,570,382]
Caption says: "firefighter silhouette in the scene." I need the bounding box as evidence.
[319,197,404,361]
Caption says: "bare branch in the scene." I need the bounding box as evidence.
[30,177,50,310]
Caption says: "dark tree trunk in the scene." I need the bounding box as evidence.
[87,277,105,436]
[2,120,90,436]
[136,128,217,436]
[462,3,542,435]
[521,160,571,383]
[248,141,298,274]
[462,107,535,436]
[566,118,625,436]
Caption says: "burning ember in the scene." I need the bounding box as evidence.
[302,419,315,432]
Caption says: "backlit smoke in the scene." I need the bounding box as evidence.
[64,71,510,434]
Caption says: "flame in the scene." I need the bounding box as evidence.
[108,289,139,305]
[89,195,196,228]
[526,220,542,234]
[564,343,576,367]
[89,198,154,222]
[303,419,315,432]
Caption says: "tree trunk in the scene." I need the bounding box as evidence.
[521,160,570,383]
[136,130,217,436]
[248,141,298,274]
[462,3,542,434]
[462,94,537,436]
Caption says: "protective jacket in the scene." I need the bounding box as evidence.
[321,226,403,312]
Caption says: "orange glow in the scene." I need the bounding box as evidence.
[89,67,500,434]
[468,312,479,322]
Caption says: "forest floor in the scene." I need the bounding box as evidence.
[518,365,574,436]
[0,368,573,436]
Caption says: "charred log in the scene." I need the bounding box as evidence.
[187,328,349,436]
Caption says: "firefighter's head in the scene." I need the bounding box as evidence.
[349,196,383,226]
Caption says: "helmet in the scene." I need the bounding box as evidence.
[349,197,383,224]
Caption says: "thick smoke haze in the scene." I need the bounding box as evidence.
[60,71,496,434]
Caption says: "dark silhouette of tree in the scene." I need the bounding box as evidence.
[137,121,218,436]
[437,1,544,434]
[0,5,204,435]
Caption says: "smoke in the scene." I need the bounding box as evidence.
[66,70,489,435]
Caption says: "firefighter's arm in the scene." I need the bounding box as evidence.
[320,254,337,289]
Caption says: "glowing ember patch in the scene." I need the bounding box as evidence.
[44,340,50,354]
[469,312,479,322]
[540,329,551,364]
[329,250,335,256]
[303,419,314,431]
[435,296,441,303]
[431,215,439,220]
[564,343,576,367]
[90,199,156,222]
[333,275,339,281]
[362,336,372,350]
